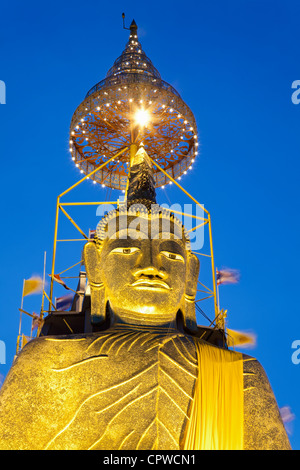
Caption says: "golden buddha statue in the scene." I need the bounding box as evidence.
[0,145,291,450]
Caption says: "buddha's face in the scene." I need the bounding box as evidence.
[100,238,185,325]
[97,215,195,326]
[85,213,199,327]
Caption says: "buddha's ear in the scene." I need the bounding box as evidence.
[84,242,102,283]
[186,253,200,299]
[182,253,200,333]
[84,242,107,325]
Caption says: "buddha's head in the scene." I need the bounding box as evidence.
[84,145,200,331]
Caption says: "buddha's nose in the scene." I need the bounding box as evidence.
[133,242,167,280]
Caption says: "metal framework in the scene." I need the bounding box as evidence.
[48,145,218,326]
[45,21,219,328]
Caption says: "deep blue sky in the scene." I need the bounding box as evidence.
[0,0,299,449]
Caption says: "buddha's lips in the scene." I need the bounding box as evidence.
[131,278,170,290]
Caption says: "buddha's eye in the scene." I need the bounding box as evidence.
[110,247,140,255]
[160,251,184,261]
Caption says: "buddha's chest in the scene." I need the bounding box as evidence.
[46,330,198,450]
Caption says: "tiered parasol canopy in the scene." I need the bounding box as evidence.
[69,20,198,191]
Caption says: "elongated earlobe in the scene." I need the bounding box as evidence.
[89,282,107,325]
[182,253,200,333]
[84,242,107,325]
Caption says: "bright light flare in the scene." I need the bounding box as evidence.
[134,108,150,127]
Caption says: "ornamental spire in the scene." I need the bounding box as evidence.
[105,19,161,80]
[130,19,137,35]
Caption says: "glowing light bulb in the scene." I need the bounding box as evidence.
[134,108,150,127]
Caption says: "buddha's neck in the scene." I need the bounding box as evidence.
[112,309,178,331]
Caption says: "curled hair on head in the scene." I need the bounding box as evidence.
[94,203,192,252]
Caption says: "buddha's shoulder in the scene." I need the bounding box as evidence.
[240,352,274,394]
[242,352,269,380]
[10,333,104,374]
[17,333,94,356]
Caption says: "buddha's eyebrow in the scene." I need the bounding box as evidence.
[106,237,142,251]
[159,239,185,256]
